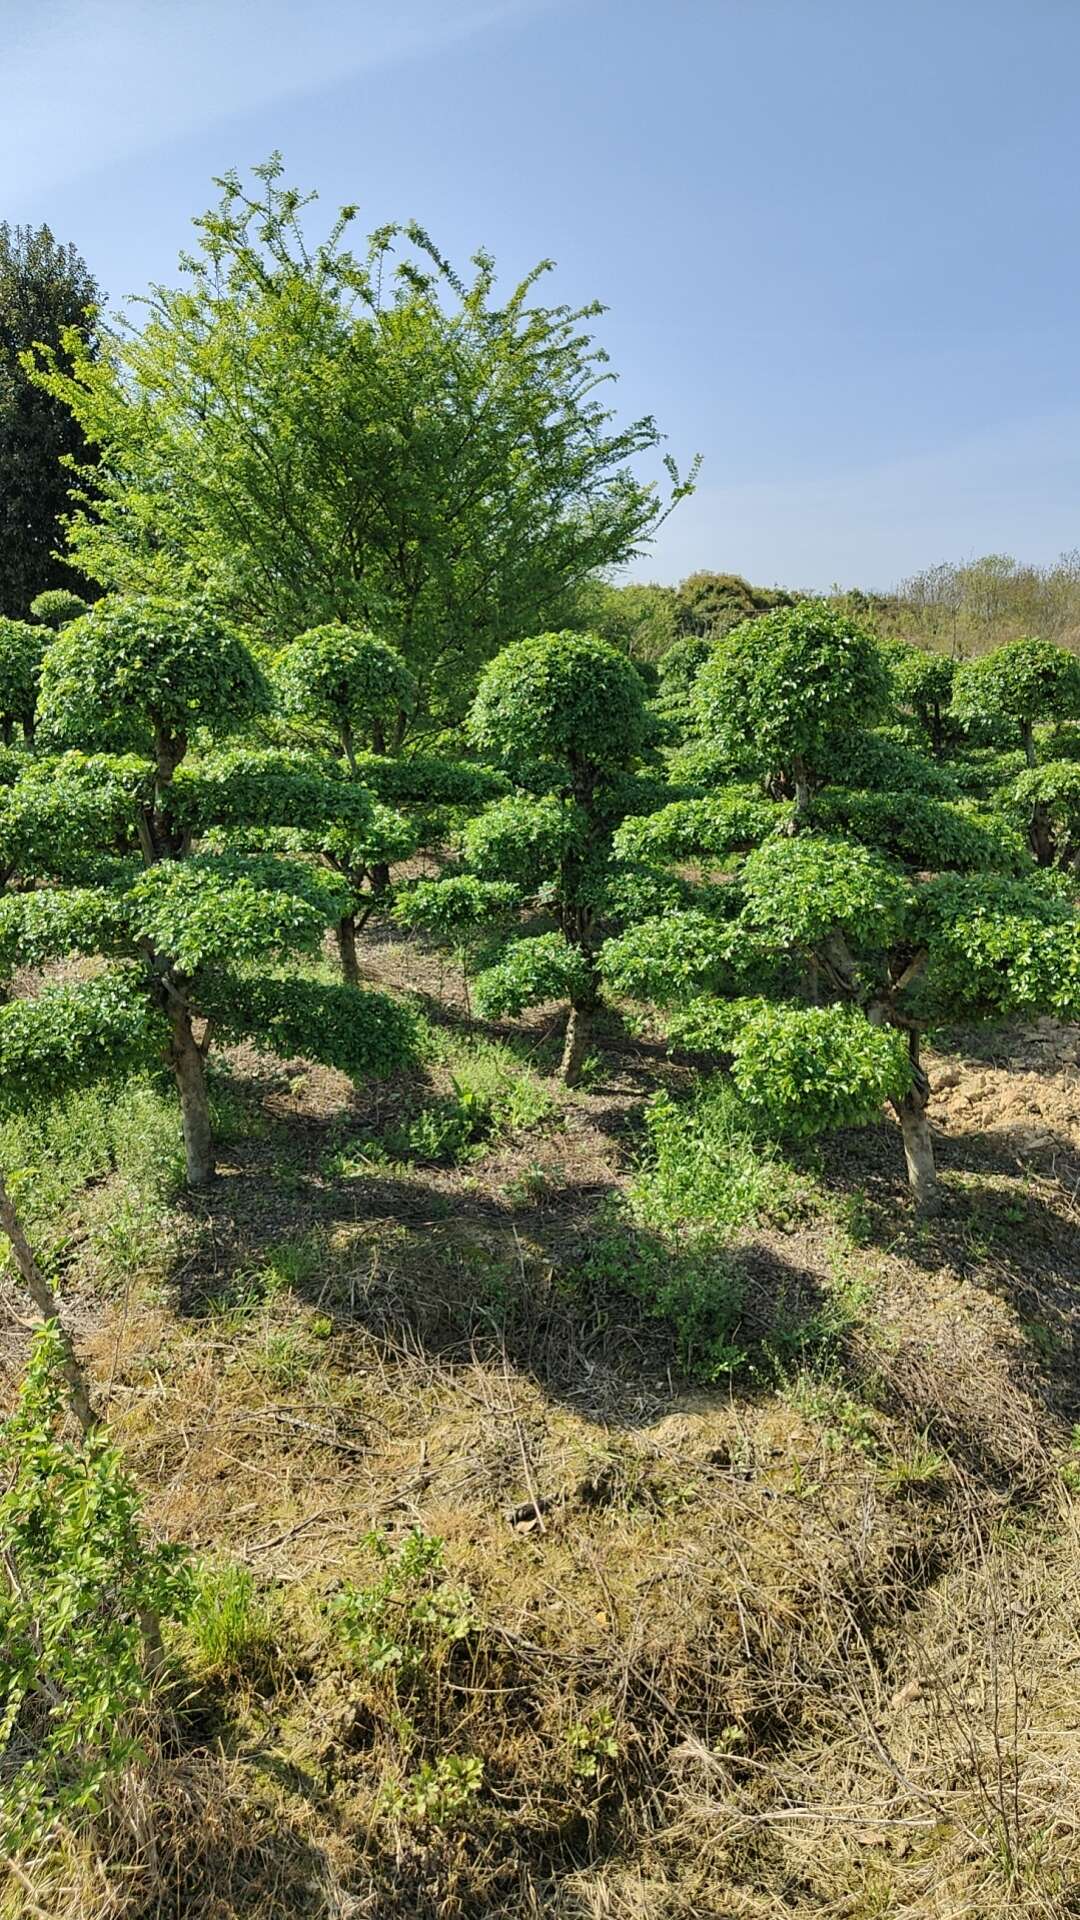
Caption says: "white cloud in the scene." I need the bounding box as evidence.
[1,0,545,201]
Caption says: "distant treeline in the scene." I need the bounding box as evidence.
[587,554,1080,666]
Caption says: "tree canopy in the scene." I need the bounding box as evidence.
[0,224,100,617]
[32,160,695,733]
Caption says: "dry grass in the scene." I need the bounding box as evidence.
[3,944,1080,1918]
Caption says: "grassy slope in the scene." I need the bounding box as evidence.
[2,927,1080,1919]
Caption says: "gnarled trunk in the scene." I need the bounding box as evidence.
[894,1037,939,1213]
[168,1004,215,1188]
[336,912,360,986]
[561,1000,592,1086]
[1029,802,1055,867]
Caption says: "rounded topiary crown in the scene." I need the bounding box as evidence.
[468,630,649,771]
[275,625,415,733]
[694,602,891,782]
[37,597,267,752]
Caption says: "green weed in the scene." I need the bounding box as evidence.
[183,1561,278,1684]
[631,1077,789,1232]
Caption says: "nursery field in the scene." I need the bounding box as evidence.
[3,169,1080,1920]
[2,917,1080,1918]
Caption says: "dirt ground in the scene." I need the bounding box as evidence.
[3,925,1080,1919]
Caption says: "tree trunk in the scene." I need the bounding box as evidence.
[336,912,360,986]
[0,1174,165,1672]
[1021,720,1036,769]
[898,1090,939,1212]
[1029,802,1055,867]
[372,862,391,898]
[789,756,813,829]
[340,720,359,776]
[561,1000,592,1086]
[894,1034,939,1212]
[168,1005,215,1187]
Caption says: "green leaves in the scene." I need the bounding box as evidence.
[472,932,593,1018]
[0,617,44,731]
[128,857,349,974]
[36,597,267,754]
[600,909,746,1005]
[0,1325,191,1850]
[463,793,585,892]
[275,625,415,749]
[725,1002,912,1137]
[694,603,891,787]
[952,637,1080,746]
[469,631,650,774]
[738,835,913,952]
[917,871,1080,1021]
[200,972,420,1080]
[0,971,165,1107]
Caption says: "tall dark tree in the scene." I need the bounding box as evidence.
[0,224,99,616]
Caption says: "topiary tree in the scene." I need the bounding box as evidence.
[398,630,656,1082]
[28,589,88,630]
[275,623,417,768]
[0,597,418,1185]
[883,641,957,758]
[0,616,44,745]
[601,610,1077,1211]
[694,601,893,818]
[951,636,1080,768]
[1004,760,1080,868]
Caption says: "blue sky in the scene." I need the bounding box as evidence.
[5,0,1079,591]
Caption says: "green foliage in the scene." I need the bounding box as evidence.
[567,1706,620,1780]
[28,589,88,630]
[738,835,912,951]
[275,624,416,753]
[580,1211,747,1378]
[884,640,957,751]
[395,872,522,940]
[723,1001,912,1137]
[674,570,796,638]
[569,578,678,664]
[951,637,1080,755]
[0,971,165,1109]
[600,907,746,1005]
[811,787,1026,872]
[695,602,891,787]
[127,856,348,973]
[36,596,267,753]
[33,162,688,728]
[0,222,99,619]
[1006,760,1080,864]
[0,617,44,735]
[333,1530,478,1683]
[166,748,374,835]
[469,629,650,773]
[183,1562,277,1683]
[614,788,785,864]
[383,1753,485,1829]
[473,931,593,1018]
[0,758,141,884]
[0,1325,191,1849]
[354,1033,556,1167]
[201,970,419,1079]
[917,871,1080,1022]
[463,792,586,891]
[632,1077,786,1229]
